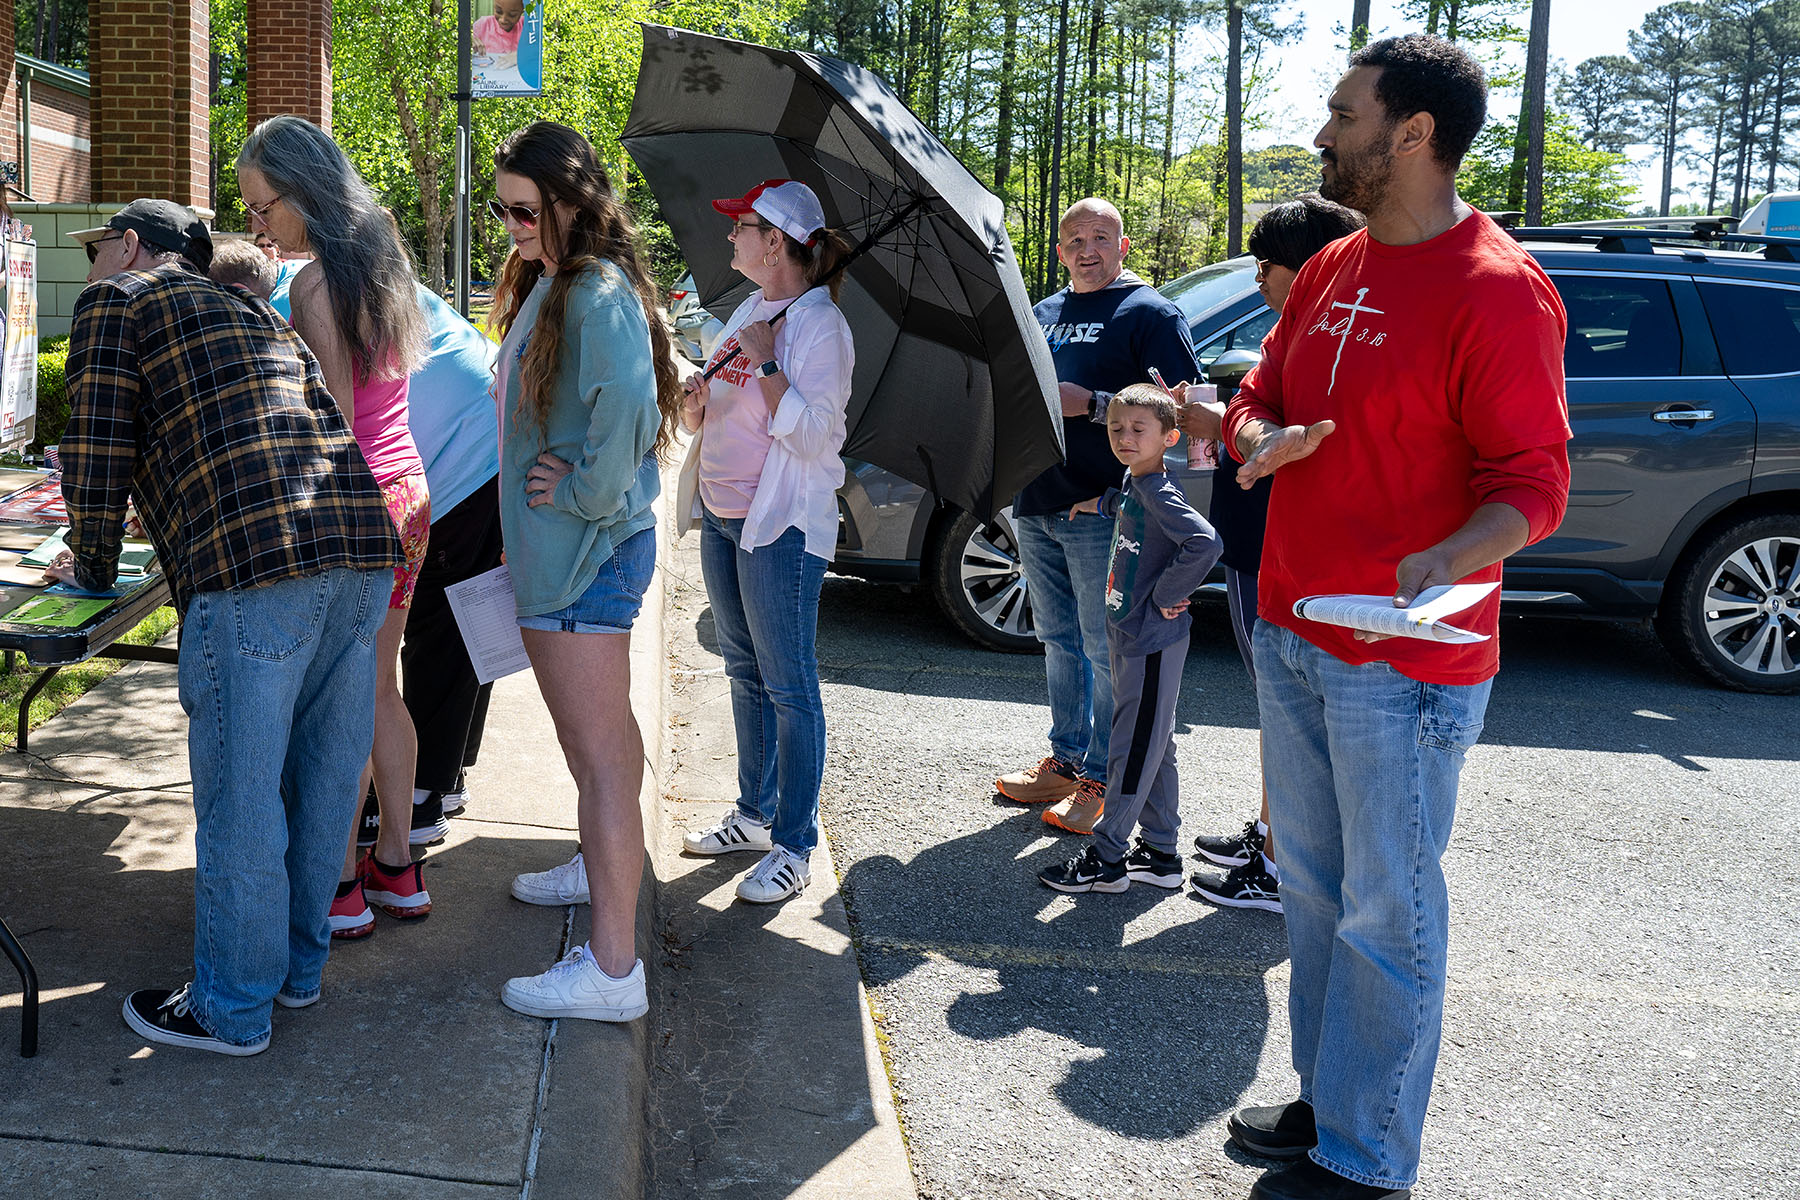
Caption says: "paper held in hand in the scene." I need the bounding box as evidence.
[1291,582,1500,644]
[444,565,532,684]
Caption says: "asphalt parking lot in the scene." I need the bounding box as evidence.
[801,576,1799,1200]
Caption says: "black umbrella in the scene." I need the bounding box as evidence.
[621,24,1063,519]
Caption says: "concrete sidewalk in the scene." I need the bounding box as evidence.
[0,492,915,1198]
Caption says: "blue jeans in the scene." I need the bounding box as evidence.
[1252,621,1492,1190]
[1014,511,1114,778]
[699,510,827,858]
[178,569,386,1046]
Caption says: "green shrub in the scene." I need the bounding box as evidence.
[30,335,69,454]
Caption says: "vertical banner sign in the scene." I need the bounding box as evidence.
[1,238,38,448]
[471,0,544,98]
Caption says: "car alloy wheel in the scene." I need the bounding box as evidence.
[1658,514,1800,693]
[926,506,1040,653]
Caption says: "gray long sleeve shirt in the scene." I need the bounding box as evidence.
[1098,469,1223,657]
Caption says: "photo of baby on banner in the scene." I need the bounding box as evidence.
[471,0,542,97]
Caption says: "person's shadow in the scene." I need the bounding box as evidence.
[839,801,1290,1142]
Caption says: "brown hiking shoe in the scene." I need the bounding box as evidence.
[996,755,1082,804]
[1042,777,1104,834]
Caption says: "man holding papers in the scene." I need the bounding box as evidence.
[1219,37,1571,1200]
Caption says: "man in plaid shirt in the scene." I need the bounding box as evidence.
[46,199,403,1056]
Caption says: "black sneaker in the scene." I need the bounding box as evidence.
[409,792,449,847]
[1194,819,1264,867]
[355,788,380,848]
[1228,1098,1316,1160]
[121,984,268,1057]
[1123,839,1183,888]
[1248,1155,1409,1199]
[1194,856,1282,913]
[1037,845,1128,894]
[437,788,468,817]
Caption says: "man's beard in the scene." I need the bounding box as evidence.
[1319,143,1393,214]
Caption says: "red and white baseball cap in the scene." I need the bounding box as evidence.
[712,179,826,246]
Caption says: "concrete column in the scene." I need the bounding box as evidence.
[248,0,333,133]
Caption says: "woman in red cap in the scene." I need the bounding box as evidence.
[675,179,855,905]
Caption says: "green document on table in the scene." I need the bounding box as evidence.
[1,593,112,627]
[18,528,156,577]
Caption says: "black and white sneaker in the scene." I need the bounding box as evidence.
[1193,856,1282,913]
[409,792,449,847]
[438,788,468,817]
[1193,819,1264,867]
[735,846,811,903]
[1124,839,1184,889]
[122,983,269,1056]
[355,788,381,848]
[1038,844,1129,894]
[683,810,774,856]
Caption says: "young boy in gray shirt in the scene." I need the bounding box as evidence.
[1039,384,1222,893]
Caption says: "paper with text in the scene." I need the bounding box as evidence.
[445,565,532,684]
[1291,582,1499,644]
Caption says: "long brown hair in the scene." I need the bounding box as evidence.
[780,227,854,302]
[489,122,682,460]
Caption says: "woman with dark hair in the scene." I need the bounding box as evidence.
[237,116,434,939]
[487,121,682,1022]
[1186,193,1364,915]
[673,179,855,906]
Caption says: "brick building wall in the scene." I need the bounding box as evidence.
[19,58,90,204]
[249,0,332,130]
[90,0,209,208]
[0,9,17,190]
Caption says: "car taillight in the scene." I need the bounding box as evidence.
[668,289,690,303]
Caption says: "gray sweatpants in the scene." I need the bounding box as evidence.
[1093,633,1189,862]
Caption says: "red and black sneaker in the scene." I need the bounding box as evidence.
[362,855,432,919]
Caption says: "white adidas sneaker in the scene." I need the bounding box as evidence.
[735,845,811,904]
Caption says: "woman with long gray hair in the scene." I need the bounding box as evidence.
[237,115,434,941]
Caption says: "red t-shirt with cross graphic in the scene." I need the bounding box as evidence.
[1223,210,1572,685]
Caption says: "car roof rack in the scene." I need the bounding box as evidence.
[1506,224,1800,264]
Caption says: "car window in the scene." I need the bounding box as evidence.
[1161,261,1257,324]
[1696,281,1800,376]
[1550,275,1681,378]
[1195,308,1278,366]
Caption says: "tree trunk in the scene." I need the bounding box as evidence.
[1113,24,1126,185]
[1350,0,1372,55]
[1522,0,1552,224]
[1158,17,1176,283]
[1425,0,1444,37]
[373,0,450,292]
[1045,0,1072,293]
[1447,0,1463,42]
[1660,88,1679,216]
[1085,0,1102,196]
[994,0,1018,194]
[1227,0,1243,256]
[1705,100,1727,213]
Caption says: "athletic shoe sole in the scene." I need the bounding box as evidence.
[682,823,773,856]
[275,991,319,1009]
[1193,873,1282,913]
[1041,809,1101,835]
[500,983,648,1022]
[1193,845,1254,868]
[735,877,807,903]
[409,816,450,846]
[1226,1111,1315,1160]
[1039,873,1128,894]
[122,994,268,1056]
[511,879,591,905]
[1125,865,1184,889]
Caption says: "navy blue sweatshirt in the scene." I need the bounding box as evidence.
[1098,468,1222,656]
[1020,272,1201,517]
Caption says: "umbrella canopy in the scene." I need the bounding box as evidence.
[622,24,1063,519]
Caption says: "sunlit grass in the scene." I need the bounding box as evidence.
[0,607,179,749]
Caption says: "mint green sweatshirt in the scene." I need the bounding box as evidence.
[499,264,662,617]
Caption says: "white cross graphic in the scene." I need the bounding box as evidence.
[1328,288,1384,395]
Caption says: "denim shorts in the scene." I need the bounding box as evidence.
[517,527,655,634]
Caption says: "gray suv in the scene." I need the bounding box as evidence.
[830,229,1800,694]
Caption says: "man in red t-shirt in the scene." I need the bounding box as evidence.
[1218,36,1571,1200]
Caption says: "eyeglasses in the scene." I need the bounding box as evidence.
[85,233,124,264]
[1254,259,1273,281]
[731,218,766,234]
[243,194,283,220]
[486,198,542,229]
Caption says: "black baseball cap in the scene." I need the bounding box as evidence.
[70,199,214,273]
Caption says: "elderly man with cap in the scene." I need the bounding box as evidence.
[47,199,403,1055]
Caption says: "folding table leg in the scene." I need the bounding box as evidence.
[0,916,37,1057]
[14,665,61,755]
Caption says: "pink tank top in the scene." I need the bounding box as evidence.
[352,373,424,486]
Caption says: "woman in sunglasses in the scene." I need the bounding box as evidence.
[673,179,854,906]
[236,116,435,940]
[488,121,683,1022]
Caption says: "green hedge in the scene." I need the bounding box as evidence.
[30,335,69,454]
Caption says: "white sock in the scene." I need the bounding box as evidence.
[1262,852,1279,881]
[1255,819,1269,836]
[413,788,431,806]
[580,943,633,981]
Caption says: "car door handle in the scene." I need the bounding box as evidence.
[1652,409,1715,423]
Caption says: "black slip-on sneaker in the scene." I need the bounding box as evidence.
[122,984,269,1056]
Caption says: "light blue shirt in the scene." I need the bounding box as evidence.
[407,286,500,516]
[266,259,305,319]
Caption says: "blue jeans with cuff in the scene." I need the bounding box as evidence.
[1014,510,1115,779]
[699,510,827,859]
[1252,620,1492,1190]
[179,568,387,1046]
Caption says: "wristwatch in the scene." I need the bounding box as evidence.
[757,359,781,378]
[1087,389,1114,423]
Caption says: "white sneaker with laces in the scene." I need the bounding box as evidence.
[501,946,648,1022]
[735,845,811,904]
[511,852,590,905]
[683,810,774,856]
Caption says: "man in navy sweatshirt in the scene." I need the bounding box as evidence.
[995,197,1201,835]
